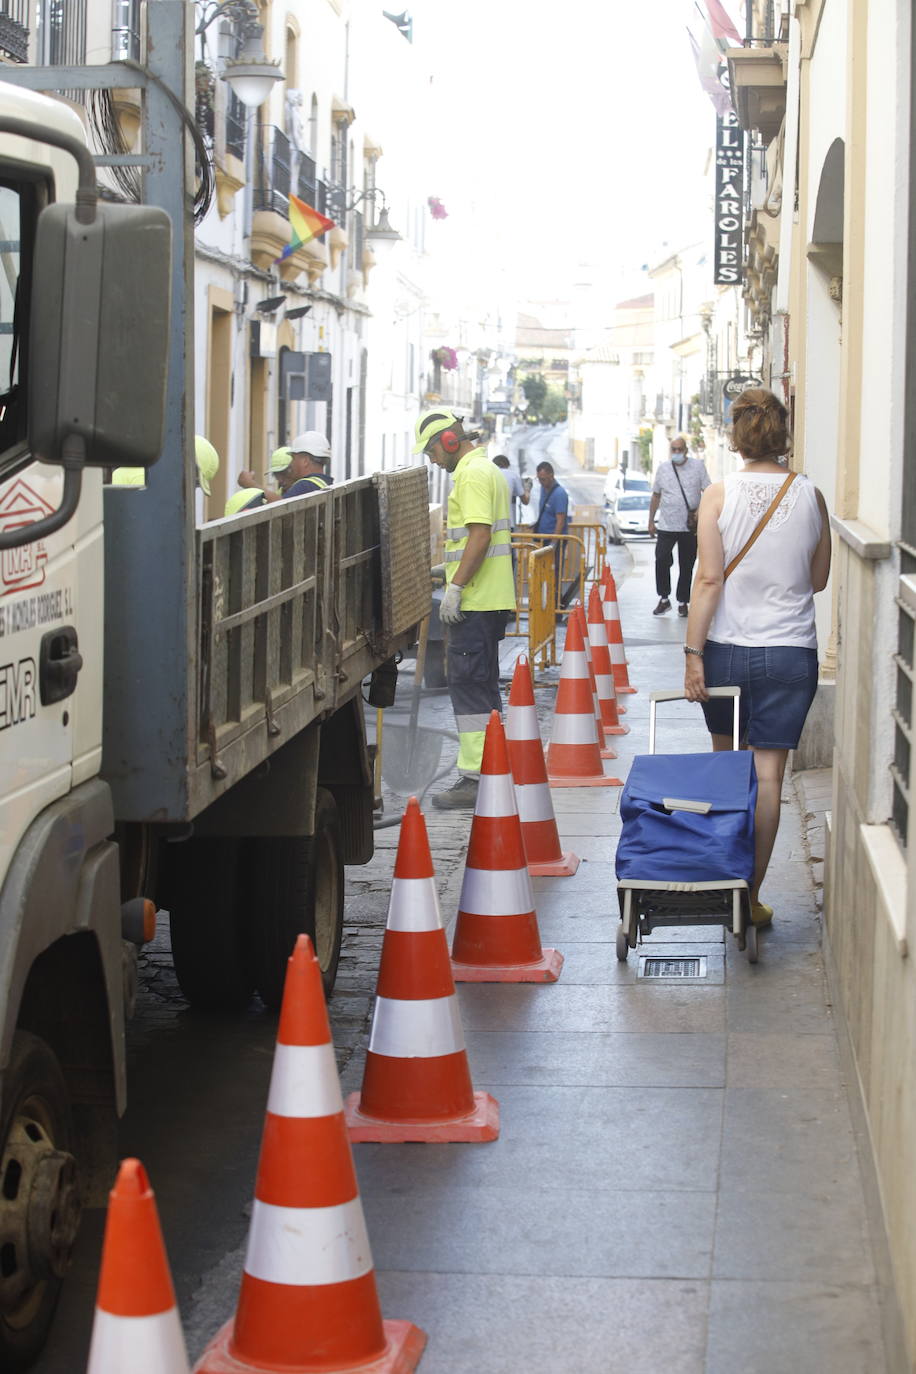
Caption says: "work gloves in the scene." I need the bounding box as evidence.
[439,581,465,624]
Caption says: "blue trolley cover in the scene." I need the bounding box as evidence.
[616,751,757,885]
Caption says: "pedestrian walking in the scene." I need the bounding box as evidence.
[682,388,831,928]
[414,408,515,809]
[648,436,710,616]
[492,454,530,527]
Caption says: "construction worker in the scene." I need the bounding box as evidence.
[225,487,266,516]
[414,407,515,809]
[111,435,219,504]
[240,433,333,502]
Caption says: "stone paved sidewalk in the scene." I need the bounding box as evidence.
[317,540,890,1374]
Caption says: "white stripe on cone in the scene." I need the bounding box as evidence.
[385,876,444,932]
[368,994,466,1058]
[594,671,613,698]
[608,641,626,665]
[266,1043,344,1119]
[560,650,589,677]
[87,1310,190,1374]
[515,784,555,823]
[475,772,518,817]
[550,713,600,745]
[506,702,540,739]
[245,1197,374,1286]
[459,866,533,916]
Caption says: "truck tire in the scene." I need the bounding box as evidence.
[0,1032,80,1372]
[165,838,255,1013]
[245,789,345,1009]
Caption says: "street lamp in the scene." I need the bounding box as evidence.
[343,186,402,262]
[196,0,283,109]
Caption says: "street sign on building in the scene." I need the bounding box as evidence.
[714,63,744,286]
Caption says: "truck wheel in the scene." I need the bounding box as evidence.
[246,789,345,1010]
[0,1032,80,1372]
[165,838,255,1013]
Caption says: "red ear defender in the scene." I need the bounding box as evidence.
[440,429,460,454]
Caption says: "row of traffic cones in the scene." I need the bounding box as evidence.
[88,938,430,1373]
[85,567,636,1372]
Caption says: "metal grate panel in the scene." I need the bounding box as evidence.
[639,956,708,979]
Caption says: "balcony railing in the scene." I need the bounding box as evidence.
[253,126,329,220]
[0,1,28,62]
[37,0,86,66]
[225,90,245,161]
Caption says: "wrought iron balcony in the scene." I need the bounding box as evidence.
[253,126,329,219]
[0,1,28,63]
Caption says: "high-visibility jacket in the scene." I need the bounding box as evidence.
[445,448,515,611]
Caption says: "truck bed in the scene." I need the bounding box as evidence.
[103,466,430,822]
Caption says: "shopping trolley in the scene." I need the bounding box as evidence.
[615,687,760,963]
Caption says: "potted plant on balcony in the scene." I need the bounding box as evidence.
[431,346,458,370]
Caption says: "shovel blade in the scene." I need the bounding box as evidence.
[381,723,446,795]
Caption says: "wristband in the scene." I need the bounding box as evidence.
[683,645,704,658]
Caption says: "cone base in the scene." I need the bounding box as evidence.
[451,948,563,982]
[528,851,580,877]
[547,773,622,788]
[604,723,629,735]
[614,683,637,694]
[599,744,618,759]
[344,1091,500,1142]
[195,1317,427,1374]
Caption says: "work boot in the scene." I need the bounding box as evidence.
[678,603,689,617]
[431,775,479,810]
[652,598,671,616]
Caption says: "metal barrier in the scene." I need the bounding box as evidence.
[512,532,588,615]
[523,544,557,671]
[569,520,608,593]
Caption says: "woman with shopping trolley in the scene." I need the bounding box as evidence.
[682,388,832,929]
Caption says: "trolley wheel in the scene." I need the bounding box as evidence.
[745,924,758,964]
[616,926,629,962]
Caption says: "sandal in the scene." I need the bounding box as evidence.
[751,901,774,928]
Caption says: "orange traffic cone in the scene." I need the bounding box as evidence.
[345,797,499,1142]
[506,655,580,877]
[545,610,622,787]
[601,568,637,694]
[87,1159,190,1373]
[572,604,618,759]
[452,711,564,982]
[194,936,426,1374]
[587,584,629,735]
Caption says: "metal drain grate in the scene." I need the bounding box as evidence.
[639,956,708,979]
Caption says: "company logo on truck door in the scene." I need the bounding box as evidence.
[0,656,36,730]
[0,479,52,594]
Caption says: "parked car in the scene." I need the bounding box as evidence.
[607,489,654,543]
[603,468,652,507]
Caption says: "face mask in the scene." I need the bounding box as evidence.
[671,451,687,464]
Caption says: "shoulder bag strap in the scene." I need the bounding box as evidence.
[723,471,798,582]
[671,462,695,515]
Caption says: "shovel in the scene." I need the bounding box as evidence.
[379,613,447,795]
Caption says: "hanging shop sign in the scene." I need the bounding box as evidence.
[714,66,744,285]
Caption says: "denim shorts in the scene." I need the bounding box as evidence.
[700,641,818,749]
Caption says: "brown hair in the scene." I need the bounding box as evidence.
[728,388,791,461]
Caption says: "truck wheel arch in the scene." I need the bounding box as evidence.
[0,781,124,1203]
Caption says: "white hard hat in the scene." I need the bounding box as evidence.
[288,431,331,462]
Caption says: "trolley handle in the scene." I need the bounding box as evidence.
[648,687,740,754]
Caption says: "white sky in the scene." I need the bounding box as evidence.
[410,0,736,305]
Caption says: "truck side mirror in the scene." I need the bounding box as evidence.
[29,201,171,470]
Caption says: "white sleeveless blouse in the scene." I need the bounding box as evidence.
[708,471,823,649]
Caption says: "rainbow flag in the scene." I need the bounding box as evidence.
[276,193,335,262]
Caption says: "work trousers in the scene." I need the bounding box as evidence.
[655,529,698,605]
[446,610,507,775]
